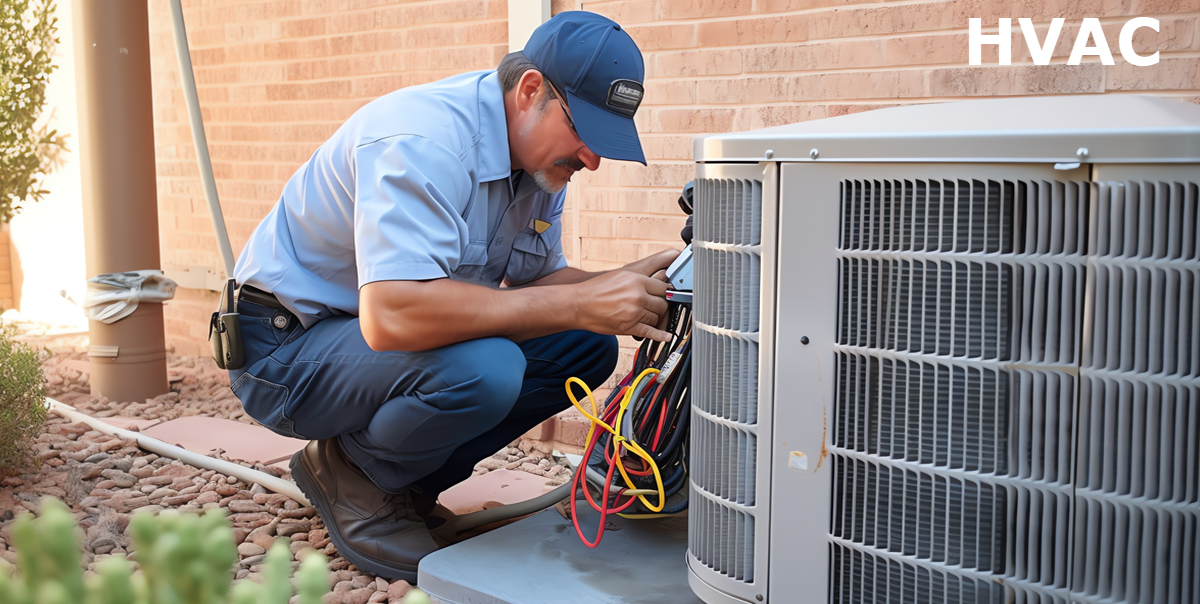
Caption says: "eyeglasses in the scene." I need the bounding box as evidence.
[545,79,579,139]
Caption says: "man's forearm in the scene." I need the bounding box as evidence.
[517,266,604,287]
[360,278,579,351]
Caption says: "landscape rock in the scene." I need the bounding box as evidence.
[237,542,266,557]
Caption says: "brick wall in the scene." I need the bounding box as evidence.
[148,0,510,355]
[151,0,1200,373]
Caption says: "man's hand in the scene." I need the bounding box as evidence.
[573,269,672,342]
[360,249,682,351]
[620,249,680,281]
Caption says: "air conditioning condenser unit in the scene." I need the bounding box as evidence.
[686,95,1200,604]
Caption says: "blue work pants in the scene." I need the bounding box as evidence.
[229,300,617,495]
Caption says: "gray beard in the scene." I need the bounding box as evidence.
[532,169,563,194]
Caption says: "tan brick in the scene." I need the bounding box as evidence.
[617,162,696,188]
[732,105,829,131]
[326,11,380,35]
[1133,0,1200,12]
[654,49,743,77]
[644,80,696,106]
[826,103,903,118]
[614,215,689,241]
[265,80,354,101]
[696,14,808,47]
[789,69,926,101]
[582,238,644,264]
[885,32,989,67]
[745,40,886,73]
[625,188,691,213]
[927,63,1106,97]
[351,75,412,98]
[577,189,617,212]
[695,75,794,104]
[1108,57,1200,91]
[176,215,221,234]
[583,1,657,25]
[652,108,738,134]
[580,214,616,238]
[188,25,226,47]
[377,1,490,29]
[657,0,753,20]
[641,135,695,162]
[625,24,696,51]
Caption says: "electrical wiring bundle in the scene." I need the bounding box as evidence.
[562,182,696,549]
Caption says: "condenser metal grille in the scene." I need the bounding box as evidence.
[831,178,1091,604]
[1073,181,1200,604]
[690,177,763,585]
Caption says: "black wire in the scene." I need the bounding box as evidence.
[586,299,693,516]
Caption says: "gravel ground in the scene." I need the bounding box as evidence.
[2,322,573,603]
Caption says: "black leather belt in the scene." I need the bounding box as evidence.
[238,284,286,310]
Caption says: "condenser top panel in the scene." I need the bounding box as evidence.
[695,95,1200,164]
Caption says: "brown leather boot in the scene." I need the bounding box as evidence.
[289,438,438,582]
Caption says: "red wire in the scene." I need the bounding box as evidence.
[571,429,614,548]
[637,381,666,432]
[571,356,676,547]
[571,428,637,547]
[652,388,673,450]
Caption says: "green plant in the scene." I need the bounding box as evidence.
[0,0,67,223]
[0,498,333,604]
[0,321,47,474]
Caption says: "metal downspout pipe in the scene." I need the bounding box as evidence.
[72,0,169,402]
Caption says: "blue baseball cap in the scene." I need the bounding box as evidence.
[523,11,647,165]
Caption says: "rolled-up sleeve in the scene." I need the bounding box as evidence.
[353,135,473,286]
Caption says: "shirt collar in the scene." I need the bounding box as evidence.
[475,71,512,183]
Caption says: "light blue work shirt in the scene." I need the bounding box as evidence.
[234,71,568,328]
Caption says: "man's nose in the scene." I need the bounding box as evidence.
[578,146,601,171]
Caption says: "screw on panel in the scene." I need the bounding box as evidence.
[801,336,810,345]
[765,149,774,159]
[1076,147,1089,158]
[756,596,764,602]
[809,149,819,160]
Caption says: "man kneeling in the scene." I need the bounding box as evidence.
[226,12,676,581]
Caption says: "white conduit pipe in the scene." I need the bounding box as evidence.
[46,397,310,507]
[168,0,236,278]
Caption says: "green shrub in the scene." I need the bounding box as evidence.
[0,498,332,604]
[0,0,68,222]
[0,321,47,474]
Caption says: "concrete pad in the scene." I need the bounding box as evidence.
[438,469,556,516]
[419,509,702,604]
[141,416,307,465]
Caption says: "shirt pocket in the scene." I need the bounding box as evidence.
[507,228,550,285]
[459,241,489,267]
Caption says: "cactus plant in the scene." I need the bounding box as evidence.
[0,498,332,604]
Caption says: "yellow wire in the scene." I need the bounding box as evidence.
[566,371,667,513]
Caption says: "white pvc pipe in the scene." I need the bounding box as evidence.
[168,0,236,279]
[46,397,309,506]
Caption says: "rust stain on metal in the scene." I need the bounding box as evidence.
[815,407,828,473]
[812,348,829,473]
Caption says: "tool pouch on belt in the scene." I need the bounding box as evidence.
[209,278,244,370]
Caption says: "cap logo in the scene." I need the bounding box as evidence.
[605,79,643,118]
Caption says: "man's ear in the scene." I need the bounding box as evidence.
[515,69,545,113]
